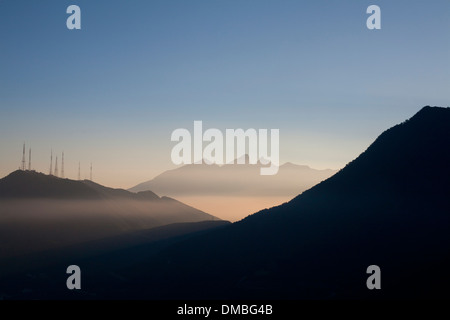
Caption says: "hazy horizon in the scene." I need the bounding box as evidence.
[0,160,336,221]
[1,0,449,188]
[0,157,339,190]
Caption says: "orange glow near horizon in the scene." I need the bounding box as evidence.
[175,195,292,222]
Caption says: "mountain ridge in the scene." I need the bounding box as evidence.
[0,170,160,201]
[117,105,450,299]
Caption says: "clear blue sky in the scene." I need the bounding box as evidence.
[1,0,449,187]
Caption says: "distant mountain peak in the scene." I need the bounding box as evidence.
[129,157,337,197]
[407,105,450,124]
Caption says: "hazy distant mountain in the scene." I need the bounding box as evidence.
[0,171,221,260]
[129,157,336,197]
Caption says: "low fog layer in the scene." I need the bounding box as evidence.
[0,198,216,260]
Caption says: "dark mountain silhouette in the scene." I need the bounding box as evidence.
[1,106,449,299]
[0,170,160,200]
[0,170,219,221]
[109,105,450,299]
[0,171,221,262]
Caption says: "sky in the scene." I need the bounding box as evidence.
[0,0,449,188]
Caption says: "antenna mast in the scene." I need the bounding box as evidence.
[28,148,31,171]
[78,162,81,180]
[90,162,92,181]
[50,149,53,175]
[61,152,65,178]
[54,156,58,177]
[21,143,26,171]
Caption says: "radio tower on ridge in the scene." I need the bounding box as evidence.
[54,156,58,177]
[61,152,65,178]
[21,143,26,171]
[28,148,31,171]
[78,162,81,180]
[90,162,92,181]
[49,150,53,175]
